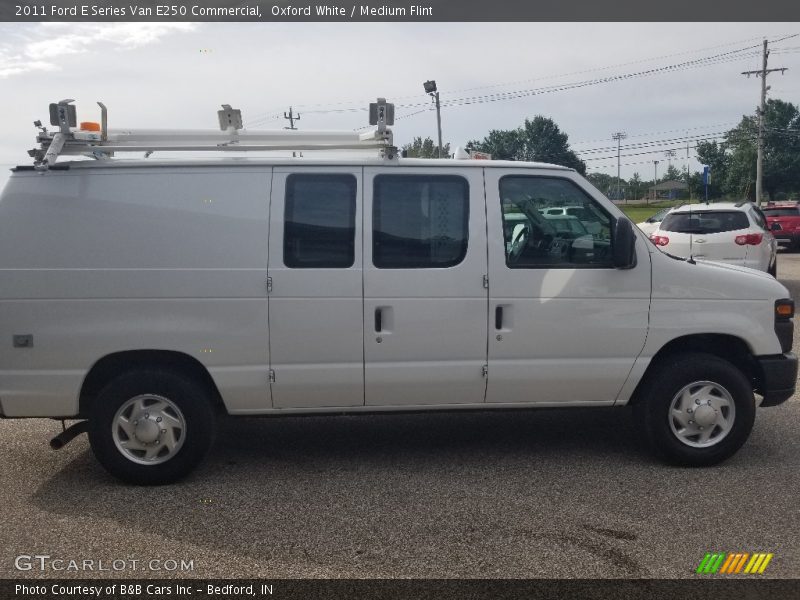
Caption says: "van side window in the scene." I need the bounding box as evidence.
[500,176,613,269]
[284,174,357,268]
[373,175,469,269]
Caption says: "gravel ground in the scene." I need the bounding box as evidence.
[1,252,799,580]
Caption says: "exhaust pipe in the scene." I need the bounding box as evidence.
[50,421,88,450]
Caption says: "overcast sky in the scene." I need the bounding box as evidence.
[1,22,799,190]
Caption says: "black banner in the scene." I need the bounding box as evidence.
[3,0,800,22]
[3,579,800,600]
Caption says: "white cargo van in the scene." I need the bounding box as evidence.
[0,100,796,484]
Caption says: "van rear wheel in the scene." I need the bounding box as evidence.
[88,370,215,485]
[633,353,755,466]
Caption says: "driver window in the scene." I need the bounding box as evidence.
[500,176,613,269]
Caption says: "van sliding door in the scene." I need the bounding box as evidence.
[362,168,489,407]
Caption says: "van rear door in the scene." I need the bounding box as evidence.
[267,167,364,408]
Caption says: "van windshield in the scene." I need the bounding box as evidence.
[660,211,749,234]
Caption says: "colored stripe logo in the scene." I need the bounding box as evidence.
[696,552,774,574]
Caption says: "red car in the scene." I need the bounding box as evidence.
[763,201,800,250]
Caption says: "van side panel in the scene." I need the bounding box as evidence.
[0,167,271,417]
[614,247,787,405]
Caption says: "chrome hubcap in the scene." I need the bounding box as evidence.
[112,394,186,465]
[668,381,735,448]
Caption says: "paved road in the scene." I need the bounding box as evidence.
[1,253,799,579]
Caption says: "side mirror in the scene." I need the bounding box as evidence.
[613,216,637,270]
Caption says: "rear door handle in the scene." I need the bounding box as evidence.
[375,308,382,332]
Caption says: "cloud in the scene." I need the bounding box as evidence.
[0,23,198,78]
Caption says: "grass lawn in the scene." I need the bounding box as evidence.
[618,201,694,223]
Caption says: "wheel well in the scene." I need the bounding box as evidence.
[631,334,760,404]
[79,350,225,418]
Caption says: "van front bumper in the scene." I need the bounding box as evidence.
[758,352,798,407]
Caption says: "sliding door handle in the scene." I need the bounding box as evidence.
[495,306,503,330]
[375,308,383,332]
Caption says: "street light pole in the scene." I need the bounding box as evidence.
[434,91,443,158]
[652,160,660,204]
[424,80,443,158]
[612,131,627,201]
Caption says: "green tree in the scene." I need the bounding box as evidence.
[663,164,683,182]
[688,171,705,200]
[629,172,644,200]
[469,116,586,174]
[466,129,520,160]
[761,99,800,200]
[724,119,757,200]
[402,136,451,159]
[695,99,800,201]
[695,140,730,200]
[586,172,615,195]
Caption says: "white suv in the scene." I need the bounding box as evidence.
[649,202,777,276]
[539,205,602,235]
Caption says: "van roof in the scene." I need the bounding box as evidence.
[12,157,575,172]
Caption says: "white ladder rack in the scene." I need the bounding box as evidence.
[29,99,397,170]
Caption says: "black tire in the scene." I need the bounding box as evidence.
[88,370,216,485]
[633,353,755,466]
[768,258,777,278]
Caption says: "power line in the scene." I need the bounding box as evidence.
[243,33,798,125]
[571,122,739,146]
[433,34,783,95]
[384,54,762,114]
[582,136,729,163]
[247,41,768,124]
[577,131,730,156]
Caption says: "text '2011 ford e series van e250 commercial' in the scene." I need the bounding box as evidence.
[0,99,796,484]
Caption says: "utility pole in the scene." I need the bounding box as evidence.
[664,149,676,200]
[686,134,691,202]
[283,106,300,130]
[652,160,660,204]
[741,39,788,206]
[612,131,627,201]
[284,107,301,157]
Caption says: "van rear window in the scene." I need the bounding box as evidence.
[284,174,357,268]
[660,211,749,234]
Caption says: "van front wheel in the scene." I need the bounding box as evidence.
[88,370,215,485]
[633,353,755,466]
